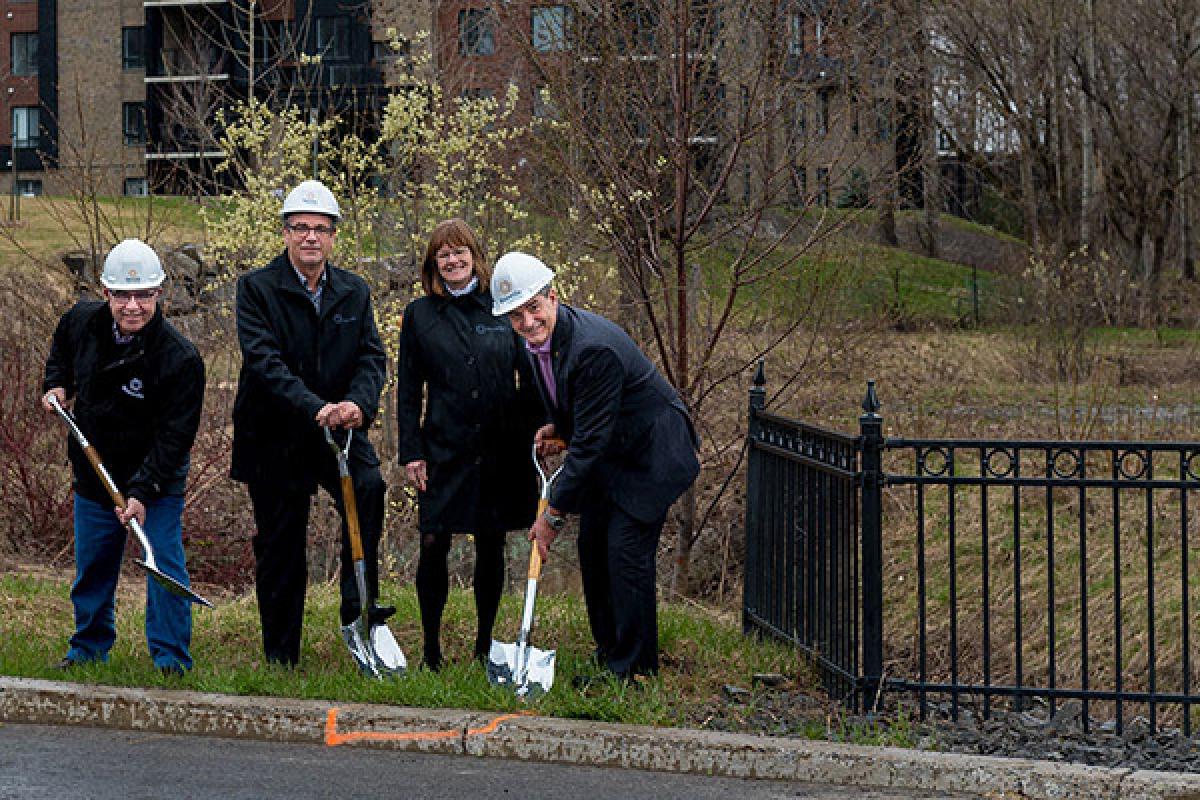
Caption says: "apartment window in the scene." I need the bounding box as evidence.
[256,20,286,63]
[874,98,891,142]
[122,27,144,70]
[792,101,806,139]
[790,164,807,205]
[631,7,657,52]
[11,33,37,76]
[123,103,146,146]
[316,17,351,61]
[531,6,572,52]
[788,13,804,56]
[816,89,831,136]
[459,8,496,56]
[532,85,557,120]
[460,87,495,103]
[16,179,41,197]
[124,178,149,197]
[11,107,38,149]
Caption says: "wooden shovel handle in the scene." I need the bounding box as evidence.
[529,498,548,580]
[342,474,364,561]
[83,444,128,512]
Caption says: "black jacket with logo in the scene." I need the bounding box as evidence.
[231,251,387,488]
[395,289,541,534]
[43,300,206,507]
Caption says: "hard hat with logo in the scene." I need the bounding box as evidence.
[101,238,165,290]
[490,251,555,316]
[280,179,341,222]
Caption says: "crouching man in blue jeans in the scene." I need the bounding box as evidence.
[41,238,205,676]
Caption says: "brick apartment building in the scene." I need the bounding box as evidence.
[10,1,921,213]
[8,0,431,197]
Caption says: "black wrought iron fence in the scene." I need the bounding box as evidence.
[743,366,1200,734]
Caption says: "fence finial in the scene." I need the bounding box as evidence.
[749,360,766,412]
[861,380,880,417]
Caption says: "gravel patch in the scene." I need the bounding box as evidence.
[692,680,1200,774]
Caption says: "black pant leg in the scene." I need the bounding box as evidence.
[604,506,664,678]
[473,532,506,657]
[577,506,617,663]
[248,481,312,666]
[321,460,387,626]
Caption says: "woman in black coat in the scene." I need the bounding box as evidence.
[396,219,541,670]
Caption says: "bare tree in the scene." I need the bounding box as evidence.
[514,0,886,593]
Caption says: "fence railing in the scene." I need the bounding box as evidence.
[743,367,1200,733]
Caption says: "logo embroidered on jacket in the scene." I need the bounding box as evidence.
[121,377,145,399]
[475,324,509,335]
[333,313,357,324]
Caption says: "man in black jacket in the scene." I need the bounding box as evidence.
[232,179,391,667]
[42,238,205,676]
[490,251,701,680]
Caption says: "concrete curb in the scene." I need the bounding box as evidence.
[2,677,1198,799]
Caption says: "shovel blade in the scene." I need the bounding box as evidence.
[135,559,213,608]
[341,620,381,678]
[369,622,407,676]
[341,620,406,679]
[486,640,556,698]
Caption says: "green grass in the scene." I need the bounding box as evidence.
[0,571,801,730]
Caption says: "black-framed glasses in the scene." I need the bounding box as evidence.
[286,223,336,236]
[109,289,160,303]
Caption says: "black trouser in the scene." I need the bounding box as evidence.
[248,462,386,667]
[577,503,665,678]
[415,530,506,669]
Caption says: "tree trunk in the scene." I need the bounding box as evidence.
[1080,0,1096,250]
[1020,143,1040,253]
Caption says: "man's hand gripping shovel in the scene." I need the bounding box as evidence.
[486,439,565,698]
[47,395,212,608]
[324,427,406,679]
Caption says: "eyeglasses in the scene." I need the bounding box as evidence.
[436,246,471,262]
[286,223,336,237]
[109,289,160,303]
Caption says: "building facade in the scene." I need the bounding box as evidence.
[15,0,431,196]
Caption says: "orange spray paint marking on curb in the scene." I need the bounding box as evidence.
[324,707,534,746]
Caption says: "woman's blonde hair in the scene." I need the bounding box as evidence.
[420,218,490,297]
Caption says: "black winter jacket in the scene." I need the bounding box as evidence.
[395,289,541,534]
[231,252,387,488]
[43,300,205,507]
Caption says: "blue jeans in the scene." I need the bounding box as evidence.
[67,494,193,671]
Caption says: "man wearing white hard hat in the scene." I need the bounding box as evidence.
[491,251,700,682]
[41,238,206,676]
[231,179,392,667]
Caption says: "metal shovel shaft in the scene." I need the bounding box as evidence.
[487,446,563,698]
[48,395,212,608]
[325,427,405,678]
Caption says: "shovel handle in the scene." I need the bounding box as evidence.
[528,498,549,580]
[342,474,364,561]
[82,444,129,510]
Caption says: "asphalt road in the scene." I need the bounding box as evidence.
[0,722,977,799]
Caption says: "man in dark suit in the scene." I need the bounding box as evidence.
[490,251,700,680]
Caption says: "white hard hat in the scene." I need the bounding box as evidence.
[101,239,165,290]
[280,179,340,222]
[491,251,554,316]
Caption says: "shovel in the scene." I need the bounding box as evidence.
[324,426,406,679]
[487,440,565,698]
[47,394,212,608]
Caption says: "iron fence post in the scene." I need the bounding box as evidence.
[743,361,766,635]
[859,381,884,709]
